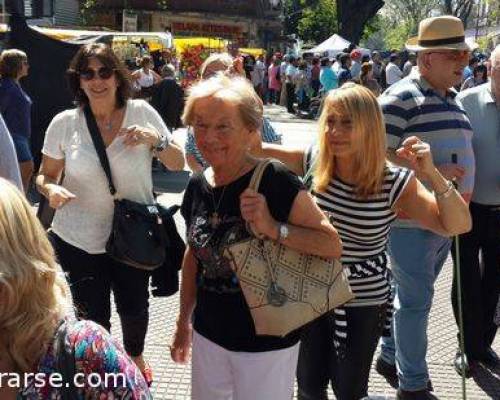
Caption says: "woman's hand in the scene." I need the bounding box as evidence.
[170,322,193,364]
[240,188,278,239]
[120,125,161,148]
[46,184,76,209]
[395,136,436,179]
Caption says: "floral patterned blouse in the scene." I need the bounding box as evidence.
[18,320,151,399]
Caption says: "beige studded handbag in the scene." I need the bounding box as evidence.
[223,159,353,337]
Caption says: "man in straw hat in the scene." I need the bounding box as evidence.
[452,45,500,378]
[376,16,476,400]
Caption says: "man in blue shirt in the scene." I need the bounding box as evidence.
[337,53,352,87]
[452,45,500,377]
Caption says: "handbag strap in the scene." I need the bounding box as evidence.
[246,159,275,238]
[83,105,117,196]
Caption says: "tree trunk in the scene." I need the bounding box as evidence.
[337,0,384,44]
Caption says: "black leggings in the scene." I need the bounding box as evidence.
[297,304,387,400]
[50,233,151,357]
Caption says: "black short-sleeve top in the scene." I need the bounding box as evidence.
[181,160,304,352]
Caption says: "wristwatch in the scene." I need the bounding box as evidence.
[277,223,289,242]
[153,135,170,153]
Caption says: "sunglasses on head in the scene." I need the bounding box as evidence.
[79,66,114,81]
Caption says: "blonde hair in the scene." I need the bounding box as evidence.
[199,52,233,78]
[182,74,263,132]
[314,82,387,197]
[0,178,71,373]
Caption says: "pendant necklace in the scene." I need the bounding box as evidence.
[209,185,227,229]
[208,159,251,229]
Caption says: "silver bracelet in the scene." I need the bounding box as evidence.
[434,180,454,200]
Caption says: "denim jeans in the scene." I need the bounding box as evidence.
[380,227,451,391]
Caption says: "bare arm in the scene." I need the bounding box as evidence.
[186,154,205,173]
[241,189,342,259]
[156,137,185,171]
[249,131,305,176]
[36,155,76,209]
[170,247,197,364]
[395,172,471,236]
[393,137,471,236]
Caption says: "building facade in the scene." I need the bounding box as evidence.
[89,0,284,50]
[22,0,80,26]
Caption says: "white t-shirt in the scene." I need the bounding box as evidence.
[42,100,172,254]
[386,62,403,86]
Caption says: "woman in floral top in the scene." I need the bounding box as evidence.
[0,178,151,400]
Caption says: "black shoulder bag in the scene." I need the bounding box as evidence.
[83,105,166,270]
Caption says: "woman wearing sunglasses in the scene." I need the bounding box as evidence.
[36,43,184,386]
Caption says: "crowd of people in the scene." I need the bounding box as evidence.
[0,14,499,400]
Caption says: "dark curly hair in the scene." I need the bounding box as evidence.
[66,43,132,108]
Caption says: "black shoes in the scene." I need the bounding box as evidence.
[375,357,434,391]
[376,357,399,389]
[396,389,439,400]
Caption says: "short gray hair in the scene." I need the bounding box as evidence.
[199,52,233,78]
[182,74,263,132]
[162,63,176,77]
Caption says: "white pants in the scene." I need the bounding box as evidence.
[191,331,299,400]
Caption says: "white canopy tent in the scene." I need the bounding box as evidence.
[308,34,351,57]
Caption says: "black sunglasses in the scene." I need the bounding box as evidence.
[79,67,115,81]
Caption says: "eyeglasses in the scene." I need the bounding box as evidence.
[426,50,470,61]
[79,67,115,81]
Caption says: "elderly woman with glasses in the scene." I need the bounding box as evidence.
[170,74,342,400]
[36,43,184,386]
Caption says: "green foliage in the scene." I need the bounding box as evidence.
[80,0,98,26]
[297,0,338,43]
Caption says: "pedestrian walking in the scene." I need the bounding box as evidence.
[0,178,152,400]
[170,74,342,400]
[131,55,161,99]
[451,44,500,377]
[358,62,381,96]
[151,63,184,132]
[460,64,488,91]
[250,82,471,400]
[268,57,282,104]
[35,43,184,387]
[0,49,33,191]
[385,53,403,87]
[377,16,476,400]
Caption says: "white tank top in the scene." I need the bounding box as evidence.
[137,68,154,88]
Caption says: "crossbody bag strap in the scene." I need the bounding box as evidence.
[83,105,117,196]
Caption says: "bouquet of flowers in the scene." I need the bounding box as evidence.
[179,45,210,88]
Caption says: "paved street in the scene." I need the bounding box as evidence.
[112,104,500,399]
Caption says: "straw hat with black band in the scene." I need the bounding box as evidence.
[406,15,478,52]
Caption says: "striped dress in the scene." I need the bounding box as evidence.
[304,147,413,344]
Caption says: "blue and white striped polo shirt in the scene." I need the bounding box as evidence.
[379,73,475,228]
